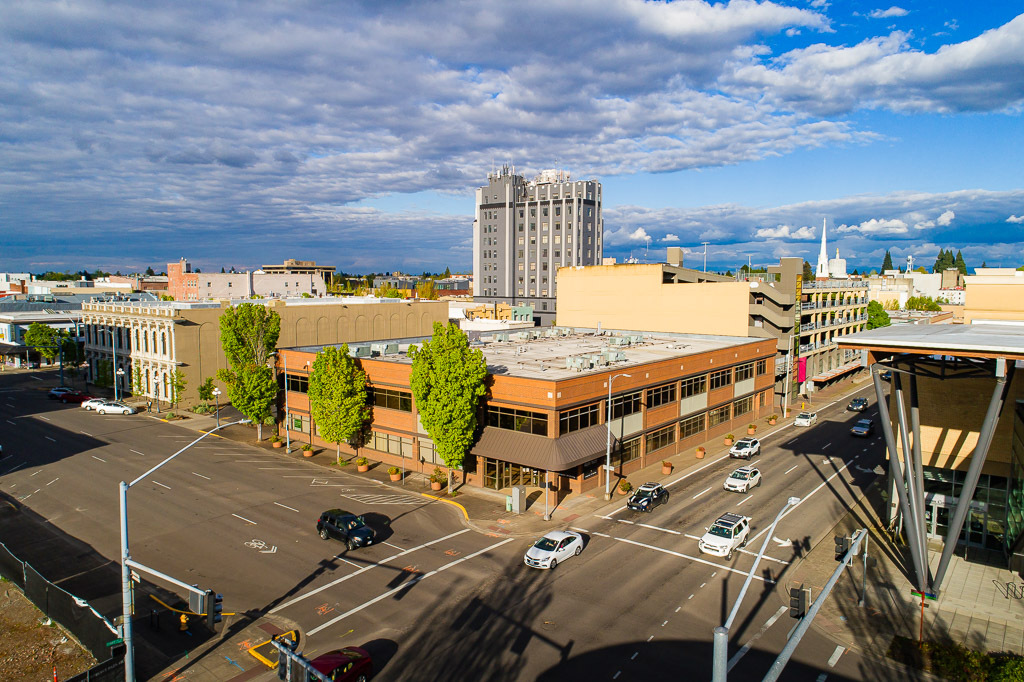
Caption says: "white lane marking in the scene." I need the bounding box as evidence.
[91,455,106,463]
[30,376,42,381]
[786,438,798,445]
[3,462,25,475]
[674,607,680,613]
[737,548,790,565]
[80,430,93,436]
[607,451,733,515]
[637,523,680,535]
[191,472,211,480]
[382,541,405,551]
[232,513,257,525]
[336,555,361,569]
[728,605,788,671]
[827,645,846,668]
[647,635,654,642]
[593,532,611,538]
[45,436,56,442]
[6,420,16,425]
[307,537,514,636]
[39,416,51,422]
[692,486,712,499]
[747,460,856,546]
[735,496,753,507]
[130,449,145,456]
[614,537,773,582]
[631,651,639,660]
[684,533,701,541]
[274,502,300,513]
[619,519,635,525]
[688,595,693,600]
[822,443,832,450]
[31,470,41,476]
[271,528,472,613]
[46,478,59,486]
[700,583,706,588]
[613,672,621,680]
[784,465,798,475]
[570,527,589,533]
[661,621,668,627]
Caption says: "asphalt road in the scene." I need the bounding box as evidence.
[0,370,904,681]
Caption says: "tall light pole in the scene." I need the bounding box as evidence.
[712,496,801,681]
[702,242,710,273]
[119,418,250,681]
[604,372,631,501]
[212,387,221,428]
[115,367,125,402]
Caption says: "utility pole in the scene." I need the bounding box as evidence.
[702,242,710,272]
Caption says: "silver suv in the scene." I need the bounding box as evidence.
[698,512,750,559]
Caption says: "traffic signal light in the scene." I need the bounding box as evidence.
[789,585,810,618]
[834,534,850,562]
[205,590,223,629]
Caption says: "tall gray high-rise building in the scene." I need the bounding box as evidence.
[473,166,603,324]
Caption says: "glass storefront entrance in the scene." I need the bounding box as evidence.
[921,466,1008,552]
[482,458,544,490]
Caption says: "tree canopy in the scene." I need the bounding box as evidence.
[906,296,943,312]
[409,323,487,485]
[24,322,75,363]
[881,250,894,272]
[802,261,813,280]
[308,345,369,460]
[416,279,437,299]
[217,303,281,439]
[867,301,891,329]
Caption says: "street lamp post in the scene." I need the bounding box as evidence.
[119,418,250,681]
[115,368,125,402]
[712,496,801,682]
[604,372,632,501]
[212,388,221,429]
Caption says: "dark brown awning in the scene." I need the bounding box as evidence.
[470,424,612,473]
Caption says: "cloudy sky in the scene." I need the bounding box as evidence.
[1,0,1022,275]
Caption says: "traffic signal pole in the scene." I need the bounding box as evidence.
[763,528,868,682]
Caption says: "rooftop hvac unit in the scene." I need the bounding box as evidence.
[350,345,370,358]
[511,332,530,342]
[628,335,642,344]
[602,349,626,363]
[495,332,510,342]
[590,353,608,366]
[610,336,630,346]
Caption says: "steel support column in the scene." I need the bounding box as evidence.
[872,365,928,592]
[932,362,1014,593]
[893,370,928,589]
[907,372,930,582]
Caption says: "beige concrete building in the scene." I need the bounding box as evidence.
[167,259,329,301]
[963,268,1024,325]
[81,297,448,407]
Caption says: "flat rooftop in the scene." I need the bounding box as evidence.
[290,327,764,381]
[840,323,1024,360]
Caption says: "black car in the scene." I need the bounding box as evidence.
[626,482,670,512]
[317,509,376,550]
[847,397,869,412]
[880,371,892,382]
[850,419,875,437]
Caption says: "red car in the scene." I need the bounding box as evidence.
[59,391,94,404]
[308,647,372,681]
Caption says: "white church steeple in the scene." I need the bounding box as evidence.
[815,218,829,279]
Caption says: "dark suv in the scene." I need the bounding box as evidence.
[317,509,376,550]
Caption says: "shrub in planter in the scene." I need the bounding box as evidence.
[356,457,370,472]
[387,466,401,481]
[269,435,280,443]
[430,467,446,490]
[768,414,778,424]
[747,423,757,434]
[696,446,706,459]
[661,461,673,474]
[618,479,632,495]
[301,444,314,457]
[724,433,735,445]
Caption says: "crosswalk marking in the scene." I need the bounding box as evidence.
[341,493,423,506]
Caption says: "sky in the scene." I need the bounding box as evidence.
[1,0,1022,276]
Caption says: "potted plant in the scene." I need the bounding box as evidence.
[747,423,757,435]
[618,479,632,496]
[430,467,445,491]
[387,466,401,482]
[696,446,706,459]
[301,444,314,457]
[661,460,673,475]
[356,457,370,473]
[724,433,735,446]
[768,414,778,425]
[270,434,282,448]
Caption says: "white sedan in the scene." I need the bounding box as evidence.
[524,530,583,570]
[81,398,108,411]
[96,401,136,415]
[794,411,818,427]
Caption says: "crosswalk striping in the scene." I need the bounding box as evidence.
[340,493,424,506]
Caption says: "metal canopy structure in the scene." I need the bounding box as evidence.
[840,324,1024,597]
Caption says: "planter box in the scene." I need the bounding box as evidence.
[661,465,673,475]
[696,449,706,459]
[357,464,370,473]
[430,481,442,491]
[389,473,402,482]
[272,441,282,448]
[302,450,314,458]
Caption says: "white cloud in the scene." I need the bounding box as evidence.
[1007,215,1024,223]
[661,233,680,242]
[937,209,955,225]
[604,226,652,246]
[914,209,955,229]
[754,224,816,239]
[868,7,909,19]
[837,218,909,234]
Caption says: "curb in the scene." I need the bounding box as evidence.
[420,493,470,520]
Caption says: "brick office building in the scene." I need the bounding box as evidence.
[277,328,776,494]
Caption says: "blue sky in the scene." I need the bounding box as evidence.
[0,0,1022,275]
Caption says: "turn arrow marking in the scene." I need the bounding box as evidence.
[772,536,792,548]
[260,545,278,554]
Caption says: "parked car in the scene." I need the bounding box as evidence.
[850,419,875,437]
[880,370,892,382]
[307,646,373,682]
[47,387,75,399]
[794,412,817,427]
[81,398,109,411]
[96,401,136,415]
[317,509,376,550]
[59,391,93,404]
[846,397,869,412]
[723,466,761,493]
[524,530,583,570]
[698,513,750,559]
[729,437,760,459]
[626,482,670,512]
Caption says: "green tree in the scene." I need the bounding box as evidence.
[881,250,894,272]
[197,377,215,402]
[867,301,891,329]
[132,367,146,395]
[409,323,488,491]
[24,322,65,363]
[216,303,281,439]
[95,359,113,388]
[376,285,402,298]
[416,279,437,300]
[145,266,155,277]
[802,260,813,280]
[954,249,967,275]
[906,296,942,311]
[443,266,451,278]
[307,345,369,461]
[169,370,187,407]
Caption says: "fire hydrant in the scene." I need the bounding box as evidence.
[179,613,189,632]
